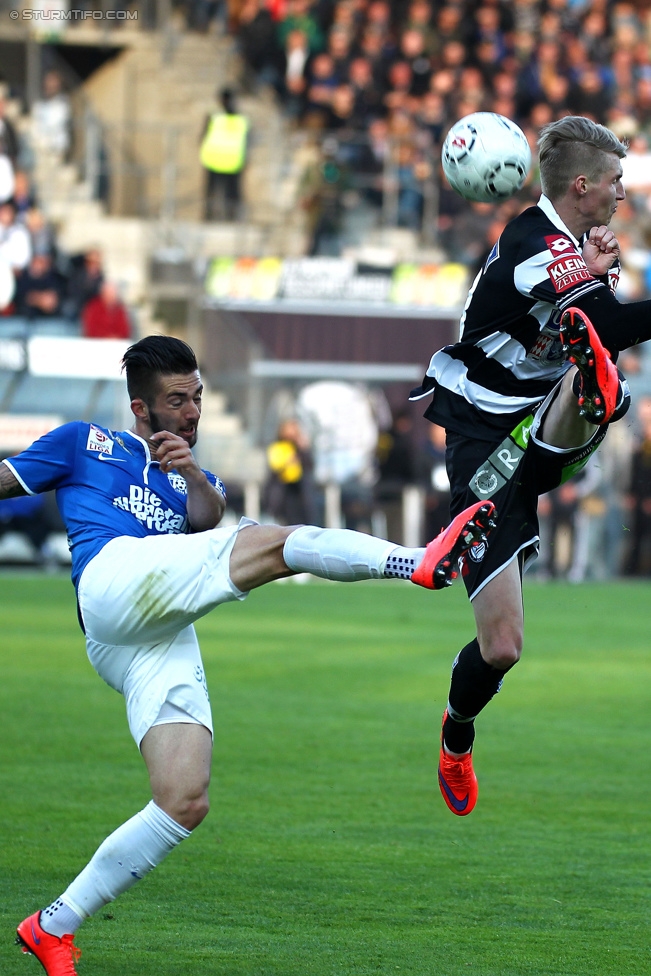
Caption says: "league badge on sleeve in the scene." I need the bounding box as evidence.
[86,425,114,455]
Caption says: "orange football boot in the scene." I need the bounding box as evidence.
[16,912,81,976]
[438,710,478,816]
[411,500,497,590]
[560,306,620,424]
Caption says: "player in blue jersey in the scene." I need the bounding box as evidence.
[3,334,495,976]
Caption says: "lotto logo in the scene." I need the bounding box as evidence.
[544,235,576,257]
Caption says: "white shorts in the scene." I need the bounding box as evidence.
[78,518,254,746]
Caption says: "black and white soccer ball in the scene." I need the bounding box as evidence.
[442,112,532,203]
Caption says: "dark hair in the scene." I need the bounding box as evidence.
[219,87,236,113]
[122,334,198,403]
[538,116,627,200]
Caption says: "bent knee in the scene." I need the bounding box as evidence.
[479,633,523,670]
[186,794,210,830]
[160,791,210,831]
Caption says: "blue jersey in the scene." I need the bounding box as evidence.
[4,421,221,589]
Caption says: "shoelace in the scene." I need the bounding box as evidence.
[58,935,82,975]
[441,752,473,788]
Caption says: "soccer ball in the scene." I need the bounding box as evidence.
[442,112,532,203]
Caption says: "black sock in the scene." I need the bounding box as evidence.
[443,638,513,753]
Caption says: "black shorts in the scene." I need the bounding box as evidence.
[445,405,608,599]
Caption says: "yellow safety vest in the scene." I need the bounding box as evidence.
[200,113,248,174]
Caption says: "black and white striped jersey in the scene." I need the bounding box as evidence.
[413,195,620,440]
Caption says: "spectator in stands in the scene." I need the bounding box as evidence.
[23,208,57,259]
[569,63,613,119]
[237,0,280,88]
[475,38,507,91]
[304,52,338,124]
[277,0,324,55]
[326,83,357,130]
[280,28,311,116]
[348,56,384,124]
[31,70,71,158]
[263,417,319,525]
[624,395,651,576]
[331,1,357,33]
[393,141,428,230]
[634,76,651,132]
[415,90,446,145]
[398,28,432,97]
[357,115,389,209]
[473,3,508,62]
[0,200,31,274]
[359,24,392,82]
[579,7,611,65]
[517,39,563,119]
[403,0,435,55]
[64,247,104,320]
[0,151,13,205]
[0,95,20,166]
[383,61,414,114]
[200,88,249,221]
[296,379,380,532]
[366,0,392,36]
[376,408,418,542]
[14,252,64,318]
[327,25,355,83]
[12,170,36,219]
[458,65,488,111]
[541,72,571,119]
[300,135,350,254]
[431,4,467,62]
[81,281,131,339]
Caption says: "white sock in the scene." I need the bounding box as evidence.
[39,898,84,938]
[283,526,424,582]
[41,801,190,933]
[383,545,426,580]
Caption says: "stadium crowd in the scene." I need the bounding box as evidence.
[0,72,131,335]
[231,0,651,278]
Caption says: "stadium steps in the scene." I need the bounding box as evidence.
[28,29,308,296]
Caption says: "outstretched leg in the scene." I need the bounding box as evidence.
[228,501,496,593]
[17,722,209,975]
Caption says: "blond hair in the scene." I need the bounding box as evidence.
[538,116,626,200]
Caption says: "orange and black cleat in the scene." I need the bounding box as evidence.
[438,709,478,816]
[16,912,81,976]
[411,500,497,590]
[560,306,620,425]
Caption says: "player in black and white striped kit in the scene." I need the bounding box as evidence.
[413,116,651,816]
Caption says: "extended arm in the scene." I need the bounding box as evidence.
[574,226,651,352]
[0,461,29,499]
[575,288,651,353]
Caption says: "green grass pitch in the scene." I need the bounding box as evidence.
[1,574,651,975]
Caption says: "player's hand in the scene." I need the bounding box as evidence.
[149,430,202,478]
[582,225,620,276]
